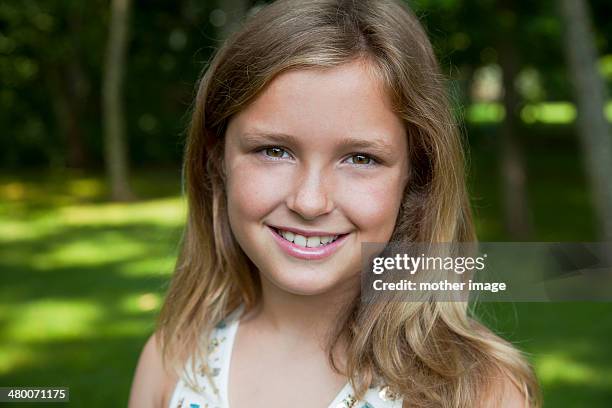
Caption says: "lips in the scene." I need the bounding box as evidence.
[268,226,350,260]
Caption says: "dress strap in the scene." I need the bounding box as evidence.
[167,305,244,408]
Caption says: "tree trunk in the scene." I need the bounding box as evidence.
[559,0,612,242]
[47,64,88,169]
[102,0,134,201]
[497,2,533,239]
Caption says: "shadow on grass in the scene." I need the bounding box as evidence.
[475,302,612,406]
[0,335,152,407]
[0,221,183,407]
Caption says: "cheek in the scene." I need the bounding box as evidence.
[337,173,404,236]
[226,159,289,220]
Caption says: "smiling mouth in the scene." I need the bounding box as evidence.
[271,227,347,248]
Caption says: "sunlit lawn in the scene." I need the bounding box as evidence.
[1,126,612,406]
[0,170,185,406]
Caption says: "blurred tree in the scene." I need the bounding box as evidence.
[0,1,104,168]
[559,0,612,241]
[414,0,537,239]
[2,0,611,184]
[46,5,92,169]
[496,0,533,239]
[103,0,134,201]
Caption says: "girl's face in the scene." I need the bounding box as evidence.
[224,60,409,296]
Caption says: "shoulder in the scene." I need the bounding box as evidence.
[478,373,530,408]
[398,373,531,408]
[128,332,179,408]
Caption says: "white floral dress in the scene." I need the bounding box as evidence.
[168,306,404,408]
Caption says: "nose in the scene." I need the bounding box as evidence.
[286,165,333,220]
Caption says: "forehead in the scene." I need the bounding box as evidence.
[227,59,405,146]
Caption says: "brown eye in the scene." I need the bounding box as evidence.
[348,154,373,165]
[263,147,289,159]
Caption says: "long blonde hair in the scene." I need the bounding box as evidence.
[158,0,540,406]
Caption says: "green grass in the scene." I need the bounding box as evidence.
[0,170,185,407]
[1,132,612,406]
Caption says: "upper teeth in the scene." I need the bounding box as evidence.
[278,229,339,248]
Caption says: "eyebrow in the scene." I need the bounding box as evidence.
[241,131,396,157]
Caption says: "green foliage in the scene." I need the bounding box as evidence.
[2,0,612,169]
[0,0,219,169]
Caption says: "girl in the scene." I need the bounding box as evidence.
[129,0,540,407]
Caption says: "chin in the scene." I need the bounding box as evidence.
[260,264,355,297]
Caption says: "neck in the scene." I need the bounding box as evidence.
[246,273,360,349]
